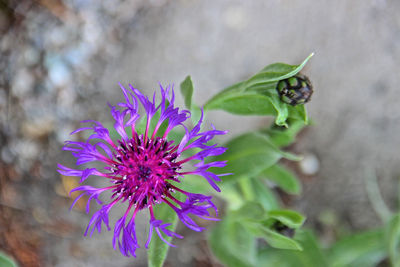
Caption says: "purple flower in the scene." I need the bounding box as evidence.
[58,84,228,257]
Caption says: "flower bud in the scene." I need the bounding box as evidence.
[276,74,313,106]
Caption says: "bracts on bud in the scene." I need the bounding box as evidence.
[276,74,313,106]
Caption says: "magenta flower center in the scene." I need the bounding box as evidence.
[111,133,181,210]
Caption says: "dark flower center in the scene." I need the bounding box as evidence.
[137,165,152,181]
[110,133,181,209]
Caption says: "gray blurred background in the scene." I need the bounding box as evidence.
[1,0,399,266]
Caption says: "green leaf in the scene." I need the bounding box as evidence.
[203,81,245,110]
[208,92,276,115]
[232,177,280,211]
[210,218,257,267]
[0,251,17,267]
[328,229,386,267]
[255,226,303,250]
[259,53,314,75]
[204,88,290,126]
[232,202,266,221]
[213,132,300,183]
[261,164,301,195]
[180,75,194,110]
[251,178,280,211]
[147,201,181,267]
[238,177,256,201]
[257,230,327,267]
[222,174,291,213]
[256,247,292,267]
[204,54,313,126]
[386,214,400,267]
[243,53,314,89]
[232,206,305,249]
[293,230,328,267]
[267,93,289,127]
[267,210,306,229]
[288,104,308,124]
[259,62,299,73]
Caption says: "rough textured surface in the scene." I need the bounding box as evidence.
[1,0,400,266]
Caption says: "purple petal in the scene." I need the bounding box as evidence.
[109,104,129,140]
[190,161,231,192]
[146,218,183,249]
[57,164,100,183]
[130,84,158,118]
[84,205,111,237]
[118,83,141,126]
[70,186,106,212]
[71,120,114,145]
[113,216,138,257]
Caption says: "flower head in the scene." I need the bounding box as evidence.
[58,83,228,257]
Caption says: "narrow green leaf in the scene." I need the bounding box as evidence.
[0,252,17,267]
[180,75,194,110]
[267,210,306,229]
[147,201,180,267]
[259,62,298,73]
[213,132,299,183]
[261,164,301,195]
[244,53,314,89]
[328,229,386,267]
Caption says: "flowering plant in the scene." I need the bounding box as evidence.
[58,84,229,257]
[59,54,315,266]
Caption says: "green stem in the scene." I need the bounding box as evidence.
[365,168,392,222]
[238,178,254,202]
